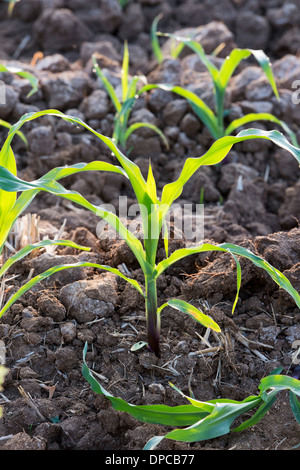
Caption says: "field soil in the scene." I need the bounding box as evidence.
[0,0,300,451]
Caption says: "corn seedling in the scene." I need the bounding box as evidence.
[151,14,186,64]
[0,111,142,319]
[1,111,300,358]
[151,16,225,65]
[92,42,168,151]
[82,348,300,449]
[150,32,298,146]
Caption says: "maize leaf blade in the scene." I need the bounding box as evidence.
[154,241,300,312]
[0,63,38,97]
[0,163,149,274]
[289,392,300,425]
[160,128,300,208]
[151,14,164,63]
[0,238,90,278]
[0,261,145,319]
[158,298,221,332]
[4,109,154,212]
[225,112,299,146]
[82,343,210,426]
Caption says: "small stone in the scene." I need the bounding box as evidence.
[28,125,55,157]
[60,322,77,343]
[79,89,110,120]
[97,409,119,434]
[163,99,188,127]
[267,2,300,27]
[76,0,122,33]
[80,41,121,66]
[0,85,19,119]
[41,70,91,110]
[245,77,274,101]
[258,326,281,345]
[118,2,145,40]
[33,8,91,52]
[59,274,118,324]
[20,316,54,333]
[180,112,201,138]
[283,324,300,343]
[240,100,274,114]
[55,346,78,372]
[229,66,264,101]
[12,0,42,22]
[36,54,71,73]
[235,12,270,49]
[148,383,165,395]
[37,294,66,322]
[273,54,300,88]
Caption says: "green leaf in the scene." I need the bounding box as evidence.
[83,338,299,450]
[225,113,299,146]
[158,299,221,332]
[0,161,150,275]
[289,391,300,425]
[0,63,38,97]
[0,158,127,254]
[0,109,155,268]
[121,41,129,103]
[130,341,148,352]
[159,396,261,443]
[92,56,121,113]
[151,14,164,63]
[145,161,158,205]
[0,189,39,255]
[233,393,277,432]
[249,49,279,100]
[159,128,300,210]
[0,144,17,237]
[161,35,219,81]
[0,120,27,145]
[143,435,165,451]
[220,243,300,310]
[140,83,219,139]
[124,122,169,149]
[258,374,300,401]
[235,374,300,431]
[0,261,145,319]
[0,238,90,279]
[154,241,300,314]
[82,343,210,426]
[216,48,279,99]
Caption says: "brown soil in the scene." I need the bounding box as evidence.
[0,0,299,451]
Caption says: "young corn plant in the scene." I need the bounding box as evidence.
[151,14,186,64]
[92,41,168,151]
[1,110,300,358]
[82,351,300,449]
[149,32,298,146]
[0,111,148,318]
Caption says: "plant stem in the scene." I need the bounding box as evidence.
[215,87,225,138]
[145,275,160,357]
